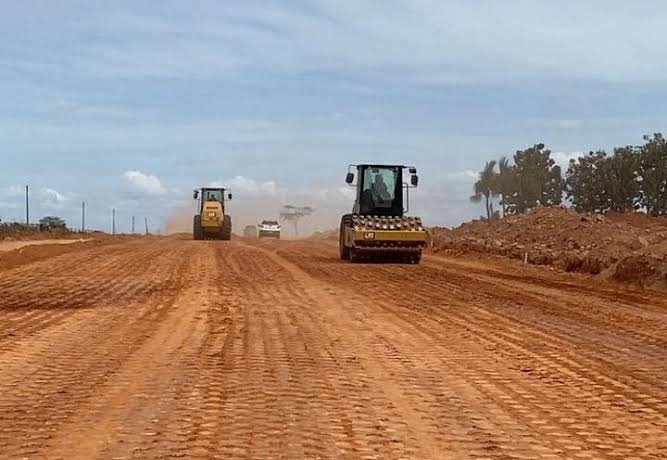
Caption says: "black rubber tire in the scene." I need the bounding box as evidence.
[221,215,232,241]
[339,214,352,261]
[193,215,203,240]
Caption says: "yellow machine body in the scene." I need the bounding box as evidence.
[339,165,427,264]
[201,201,225,234]
[193,188,232,241]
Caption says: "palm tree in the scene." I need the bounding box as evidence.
[497,156,512,217]
[470,160,498,222]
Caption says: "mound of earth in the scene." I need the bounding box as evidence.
[430,207,667,288]
[1,229,79,242]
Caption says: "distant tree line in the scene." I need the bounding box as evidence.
[470,133,667,221]
[0,216,69,235]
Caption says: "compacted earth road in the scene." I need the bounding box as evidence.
[0,236,665,460]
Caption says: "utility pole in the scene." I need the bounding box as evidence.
[81,201,86,233]
[131,216,135,234]
[25,185,29,226]
[145,217,149,235]
[112,208,116,235]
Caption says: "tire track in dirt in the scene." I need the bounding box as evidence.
[260,239,667,459]
[249,243,537,458]
[0,241,184,351]
[45,248,216,459]
[408,264,667,400]
[235,247,434,457]
[282,243,667,391]
[2,237,666,459]
[107,242,451,459]
[213,244,445,459]
[357,294,666,457]
[377,265,667,400]
[0,240,192,458]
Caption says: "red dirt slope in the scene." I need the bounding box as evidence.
[431,207,667,288]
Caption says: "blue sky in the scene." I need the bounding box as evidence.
[2,1,667,233]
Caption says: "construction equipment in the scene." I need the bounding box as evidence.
[193,188,233,240]
[339,164,427,264]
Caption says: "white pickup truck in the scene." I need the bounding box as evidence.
[258,220,281,239]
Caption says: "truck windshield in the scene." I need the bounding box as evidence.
[203,190,224,202]
[363,167,398,207]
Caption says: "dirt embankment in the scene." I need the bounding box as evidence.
[0,234,155,271]
[430,207,667,288]
[0,229,85,242]
[0,239,91,253]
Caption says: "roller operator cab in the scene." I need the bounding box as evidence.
[193,188,233,240]
[339,164,427,263]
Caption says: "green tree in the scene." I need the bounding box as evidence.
[606,146,641,212]
[470,160,498,222]
[565,150,609,213]
[39,216,67,231]
[565,147,640,214]
[505,143,563,214]
[496,156,516,217]
[639,133,667,216]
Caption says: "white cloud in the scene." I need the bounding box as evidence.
[309,186,356,203]
[0,186,25,210]
[445,170,477,184]
[4,2,667,83]
[40,187,66,209]
[0,185,25,199]
[208,176,280,197]
[122,170,167,195]
[0,186,71,220]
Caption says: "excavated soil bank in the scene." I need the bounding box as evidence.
[431,207,667,288]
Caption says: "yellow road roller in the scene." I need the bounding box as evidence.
[193,187,233,240]
[339,164,427,264]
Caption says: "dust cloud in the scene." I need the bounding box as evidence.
[166,195,345,238]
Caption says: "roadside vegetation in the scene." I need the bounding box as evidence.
[0,216,72,239]
[470,133,667,221]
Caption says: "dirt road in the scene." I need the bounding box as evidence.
[1,237,666,459]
